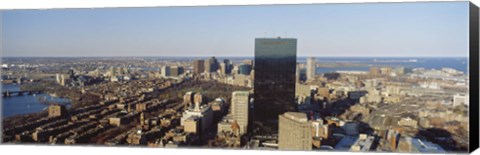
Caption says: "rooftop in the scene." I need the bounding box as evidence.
[409,137,446,153]
[335,135,358,151]
[282,112,308,122]
[350,134,375,152]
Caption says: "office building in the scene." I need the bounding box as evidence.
[60,74,66,86]
[231,91,250,135]
[254,37,297,133]
[205,57,219,72]
[193,60,205,74]
[161,66,171,77]
[306,57,316,81]
[278,112,312,150]
[170,66,184,76]
[55,73,61,84]
[205,59,212,73]
[181,103,213,135]
[220,63,227,75]
[238,64,252,75]
[224,59,232,74]
[183,91,194,107]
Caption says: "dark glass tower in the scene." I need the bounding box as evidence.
[253,37,297,134]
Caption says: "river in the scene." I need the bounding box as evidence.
[1,84,71,118]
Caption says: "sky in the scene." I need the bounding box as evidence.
[1,2,470,57]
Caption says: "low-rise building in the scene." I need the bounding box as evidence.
[453,93,469,106]
[181,101,213,135]
[398,117,418,128]
[48,104,67,118]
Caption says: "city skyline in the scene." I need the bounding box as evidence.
[2,2,469,57]
[0,2,474,153]
[1,36,471,153]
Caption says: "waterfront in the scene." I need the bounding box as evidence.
[1,84,71,117]
[307,57,468,73]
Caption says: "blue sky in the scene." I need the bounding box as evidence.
[1,2,470,57]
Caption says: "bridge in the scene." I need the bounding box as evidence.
[2,90,41,97]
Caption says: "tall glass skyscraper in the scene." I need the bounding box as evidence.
[253,37,297,134]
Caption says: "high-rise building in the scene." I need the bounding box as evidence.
[212,57,219,72]
[60,74,66,86]
[254,37,297,133]
[170,66,184,76]
[220,63,227,75]
[205,59,212,73]
[223,59,232,74]
[238,64,252,75]
[161,66,171,77]
[278,112,312,150]
[231,66,239,75]
[205,57,219,72]
[183,91,194,107]
[231,91,250,135]
[55,73,61,84]
[193,60,205,74]
[306,57,316,81]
